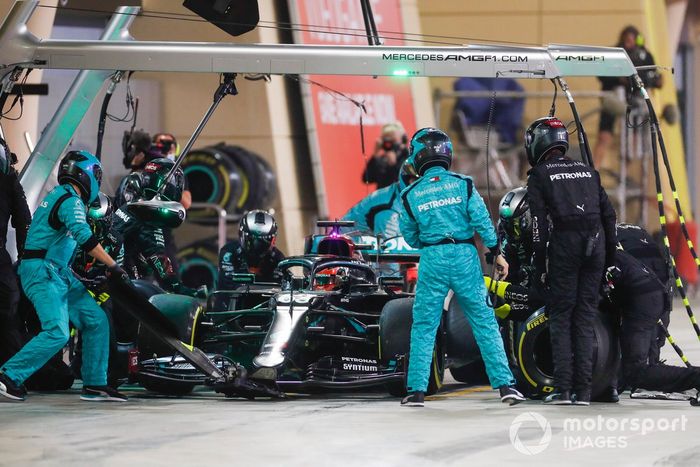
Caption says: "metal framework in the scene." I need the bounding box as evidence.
[0,0,643,238]
[0,2,636,79]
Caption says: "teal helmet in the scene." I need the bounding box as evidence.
[57,150,102,204]
[409,128,453,176]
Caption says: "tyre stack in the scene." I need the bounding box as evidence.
[176,238,220,290]
[181,143,277,224]
[176,143,277,289]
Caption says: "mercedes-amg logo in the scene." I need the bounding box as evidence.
[509,412,552,455]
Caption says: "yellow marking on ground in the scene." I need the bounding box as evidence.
[426,385,491,400]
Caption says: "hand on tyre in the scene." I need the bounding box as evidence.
[494,255,509,280]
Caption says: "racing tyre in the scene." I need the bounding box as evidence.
[379,298,445,397]
[510,308,618,399]
[136,294,205,396]
[177,240,220,290]
[182,146,243,225]
[217,144,264,213]
[137,374,196,396]
[449,360,489,385]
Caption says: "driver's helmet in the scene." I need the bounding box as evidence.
[313,267,347,291]
[317,235,355,257]
[87,192,114,240]
[239,210,278,257]
[498,187,531,244]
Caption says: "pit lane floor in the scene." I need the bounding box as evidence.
[3,301,700,467]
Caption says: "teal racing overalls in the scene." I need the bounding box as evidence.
[400,166,514,392]
[1,184,109,386]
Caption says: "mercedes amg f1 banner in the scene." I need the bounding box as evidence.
[288,0,417,218]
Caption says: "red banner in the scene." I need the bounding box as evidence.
[289,0,417,218]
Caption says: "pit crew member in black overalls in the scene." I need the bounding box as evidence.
[0,138,30,366]
[605,248,700,406]
[526,117,617,406]
[107,158,200,297]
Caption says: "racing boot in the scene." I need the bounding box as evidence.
[400,391,425,408]
[593,386,619,403]
[543,390,572,405]
[0,372,26,401]
[81,385,128,402]
[499,386,526,405]
[572,390,591,406]
[690,391,700,407]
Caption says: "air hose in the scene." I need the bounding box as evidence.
[657,319,692,367]
[633,76,700,342]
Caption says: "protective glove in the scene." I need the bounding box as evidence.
[605,265,621,282]
[600,266,620,302]
[106,263,129,282]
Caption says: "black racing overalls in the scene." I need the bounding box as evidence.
[527,155,617,394]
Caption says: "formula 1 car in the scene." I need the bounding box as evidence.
[132,221,486,397]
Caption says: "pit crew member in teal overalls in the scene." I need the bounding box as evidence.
[0,151,128,402]
[398,128,524,407]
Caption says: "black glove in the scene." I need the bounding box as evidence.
[485,245,500,265]
[106,263,129,282]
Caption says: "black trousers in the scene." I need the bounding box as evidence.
[621,292,700,393]
[0,263,25,366]
[546,229,605,393]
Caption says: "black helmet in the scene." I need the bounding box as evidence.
[498,187,531,243]
[239,210,277,257]
[140,158,184,202]
[409,128,453,175]
[524,117,569,167]
[0,137,17,175]
[57,150,103,204]
[88,192,114,239]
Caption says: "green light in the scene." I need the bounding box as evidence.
[393,69,409,76]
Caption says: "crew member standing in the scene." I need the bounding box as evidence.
[0,138,31,365]
[399,128,524,407]
[526,117,617,405]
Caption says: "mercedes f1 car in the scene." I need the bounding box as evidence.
[130,221,488,397]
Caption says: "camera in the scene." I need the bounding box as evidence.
[381,137,400,153]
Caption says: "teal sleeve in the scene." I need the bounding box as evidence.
[58,196,98,250]
[399,192,422,249]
